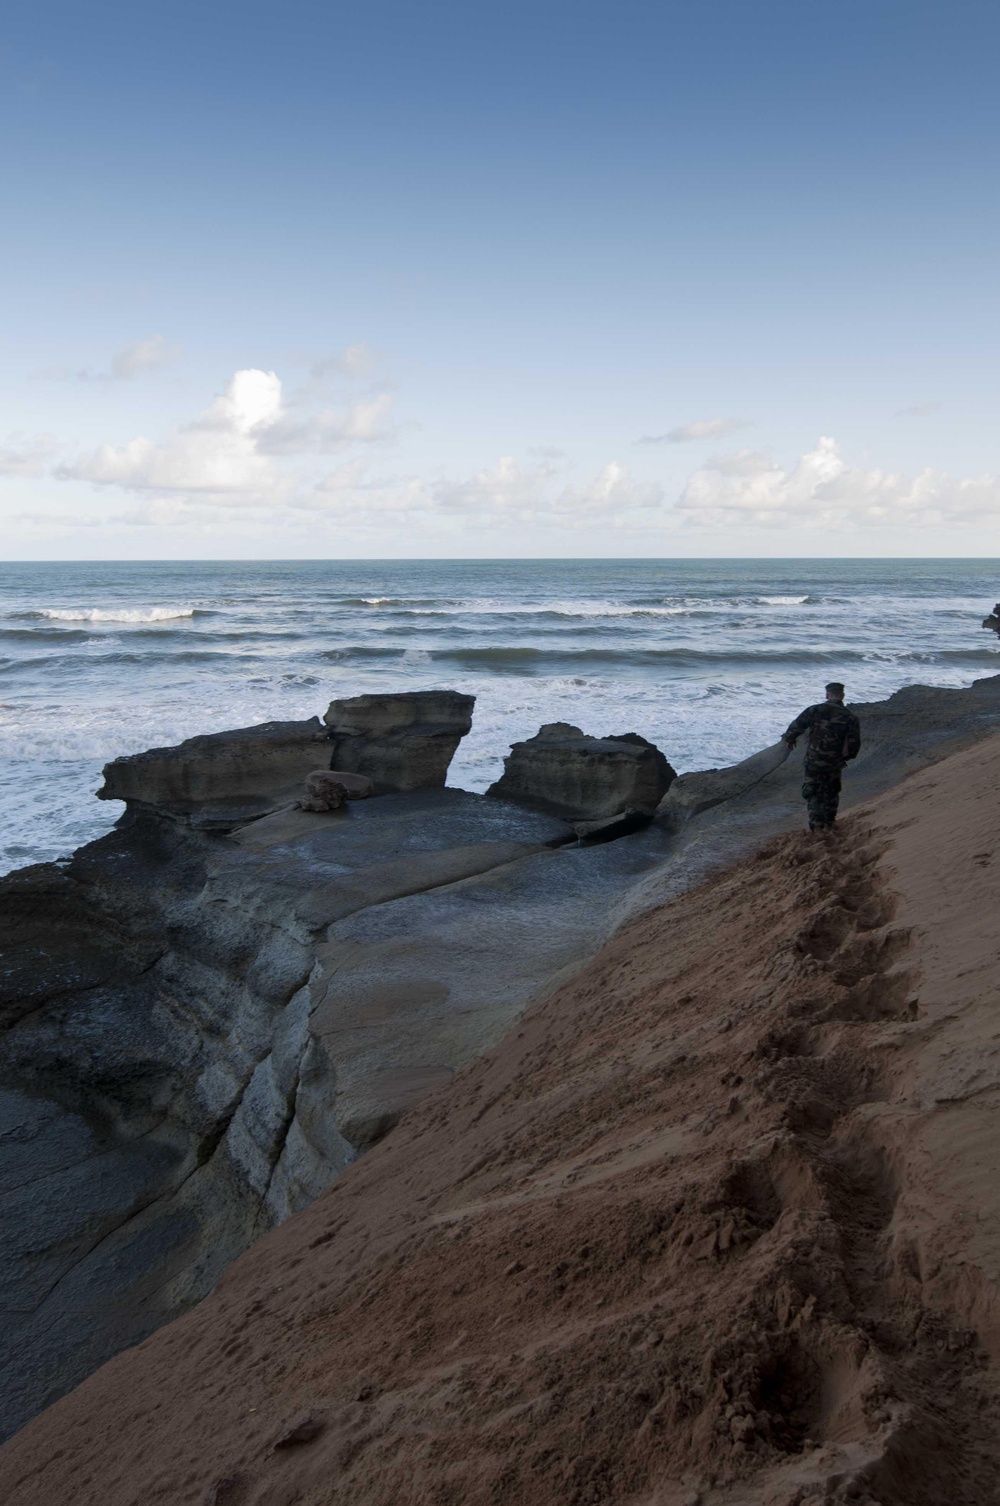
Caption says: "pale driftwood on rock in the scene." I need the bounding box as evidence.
[323,690,475,794]
[486,722,675,821]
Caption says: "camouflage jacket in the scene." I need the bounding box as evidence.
[783,701,861,772]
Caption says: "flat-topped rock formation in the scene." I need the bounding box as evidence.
[98,717,332,826]
[323,690,475,793]
[486,721,675,820]
[5,677,1000,1445]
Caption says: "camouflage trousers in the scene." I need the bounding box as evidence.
[801,767,842,830]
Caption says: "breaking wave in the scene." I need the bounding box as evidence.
[14,606,201,624]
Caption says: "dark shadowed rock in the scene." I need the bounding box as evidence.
[572,807,654,843]
[98,719,331,827]
[486,723,675,821]
[322,690,475,793]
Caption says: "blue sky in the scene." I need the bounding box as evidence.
[2,0,998,558]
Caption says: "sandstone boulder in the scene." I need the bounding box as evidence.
[656,739,791,823]
[486,723,675,821]
[299,769,374,813]
[322,690,475,794]
[98,718,331,826]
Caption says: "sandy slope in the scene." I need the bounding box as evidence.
[3,736,1000,1506]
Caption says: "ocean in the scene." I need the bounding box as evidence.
[1,558,997,876]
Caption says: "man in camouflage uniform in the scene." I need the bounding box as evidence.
[782,682,861,831]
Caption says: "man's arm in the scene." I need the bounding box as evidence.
[844,713,861,762]
[782,705,815,748]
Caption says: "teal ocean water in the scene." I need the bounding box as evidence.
[1,558,998,874]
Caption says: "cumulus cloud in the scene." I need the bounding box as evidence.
[638,416,750,445]
[259,391,396,454]
[301,461,429,517]
[60,369,288,500]
[56,366,398,510]
[435,456,558,518]
[677,436,1000,529]
[0,432,58,476]
[551,462,663,517]
[434,456,662,525]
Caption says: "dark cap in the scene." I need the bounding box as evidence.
[826,681,845,696]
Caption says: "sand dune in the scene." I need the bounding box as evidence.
[3,735,1000,1506]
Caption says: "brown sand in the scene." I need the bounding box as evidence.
[3,735,1000,1506]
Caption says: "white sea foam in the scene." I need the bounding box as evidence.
[33,606,196,624]
[758,596,809,606]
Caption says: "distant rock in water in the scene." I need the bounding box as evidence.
[487,722,675,821]
[323,690,475,793]
[983,606,1000,635]
[98,718,331,828]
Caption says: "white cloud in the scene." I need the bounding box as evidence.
[259,391,395,454]
[551,461,664,517]
[677,436,1000,528]
[60,369,287,500]
[302,462,429,517]
[435,455,558,518]
[0,432,58,476]
[638,416,750,445]
[434,456,662,525]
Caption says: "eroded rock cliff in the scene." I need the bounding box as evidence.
[4,677,1000,1445]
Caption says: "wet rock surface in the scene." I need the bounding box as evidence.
[487,721,676,820]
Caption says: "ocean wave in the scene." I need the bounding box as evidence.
[12,606,202,624]
[0,627,93,643]
[314,643,1000,674]
[0,648,259,674]
[757,595,810,606]
[337,596,462,608]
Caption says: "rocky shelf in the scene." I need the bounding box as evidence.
[3,678,1000,1440]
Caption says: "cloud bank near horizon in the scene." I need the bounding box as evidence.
[5,360,1000,547]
